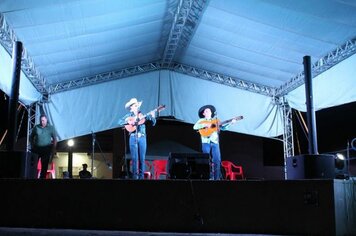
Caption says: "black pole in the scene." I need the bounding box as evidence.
[68,147,73,178]
[7,41,23,151]
[303,55,318,155]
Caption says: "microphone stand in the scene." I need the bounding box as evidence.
[214,111,222,180]
[133,111,141,180]
[91,132,95,177]
[90,131,113,178]
[347,140,350,178]
[215,111,220,134]
[122,128,130,179]
[95,137,112,170]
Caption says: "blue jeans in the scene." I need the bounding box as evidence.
[202,142,221,180]
[129,134,146,179]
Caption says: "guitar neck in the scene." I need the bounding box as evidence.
[143,108,157,118]
[142,106,164,118]
[220,119,233,126]
[219,116,243,126]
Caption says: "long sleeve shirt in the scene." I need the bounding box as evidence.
[193,118,230,144]
[118,111,156,136]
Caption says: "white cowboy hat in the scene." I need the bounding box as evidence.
[125,98,142,109]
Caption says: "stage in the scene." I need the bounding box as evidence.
[0,178,355,235]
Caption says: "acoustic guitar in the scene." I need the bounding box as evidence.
[124,105,166,132]
[198,116,243,137]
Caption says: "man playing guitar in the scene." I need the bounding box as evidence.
[193,105,242,180]
[118,98,156,180]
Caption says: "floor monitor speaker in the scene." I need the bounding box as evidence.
[286,154,335,179]
[168,152,210,179]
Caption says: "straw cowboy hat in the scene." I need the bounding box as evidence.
[125,98,142,109]
[198,105,216,118]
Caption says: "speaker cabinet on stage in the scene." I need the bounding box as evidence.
[286,154,335,179]
[168,153,210,179]
[0,151,37,178]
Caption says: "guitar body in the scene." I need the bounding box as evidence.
[198,119,220,137]
[124,105,166,132]
[124,114,145,133]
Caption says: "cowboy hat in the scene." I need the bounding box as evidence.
[198,105,216,118]
[125,98,142,109]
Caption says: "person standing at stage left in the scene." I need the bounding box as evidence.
[118,98,156,179]
[193,105,236,180]
[30,114,57,179]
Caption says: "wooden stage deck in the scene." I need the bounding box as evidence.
[0,178,355,235]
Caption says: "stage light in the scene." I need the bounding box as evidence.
[67,139,74,147]
[335,153,345,170]
[67,139,75,178]
[336,153,345,160]
[334,153,349,179]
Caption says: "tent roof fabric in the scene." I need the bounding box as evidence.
[1,0,356,140]
[1,0,355,96]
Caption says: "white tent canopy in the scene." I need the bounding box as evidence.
[0,0,355,141]
[42,70,283,140]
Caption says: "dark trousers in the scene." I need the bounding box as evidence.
[33,145,52,179]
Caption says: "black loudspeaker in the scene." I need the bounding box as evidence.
[168,153,210,179]
[286,154,335,179]
[0,151,37,178]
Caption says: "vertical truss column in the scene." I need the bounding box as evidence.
[26,103,38,152]
[281,97,294,179]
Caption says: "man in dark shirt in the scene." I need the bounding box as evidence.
[79,164,92,179]
[30,114,57,179]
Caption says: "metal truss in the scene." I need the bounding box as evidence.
[48,61,275,96]
[48,61,162,94]
[170,62,275,96]
[0,13,48,94]
[161,0,208,68]
[276,37,356,96]
[26,103,38,152]
[279,97,294,179]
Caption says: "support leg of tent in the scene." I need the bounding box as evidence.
[281,97,294,179]
[26,103,38,152]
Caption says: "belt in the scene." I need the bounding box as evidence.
[130,132,145,137]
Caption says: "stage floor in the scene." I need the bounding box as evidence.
[0,227,279,236]
[0,178,355,235]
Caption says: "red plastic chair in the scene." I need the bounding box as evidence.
[152,160,168,180]
[37,160,56,179]
[221,160,244,180]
